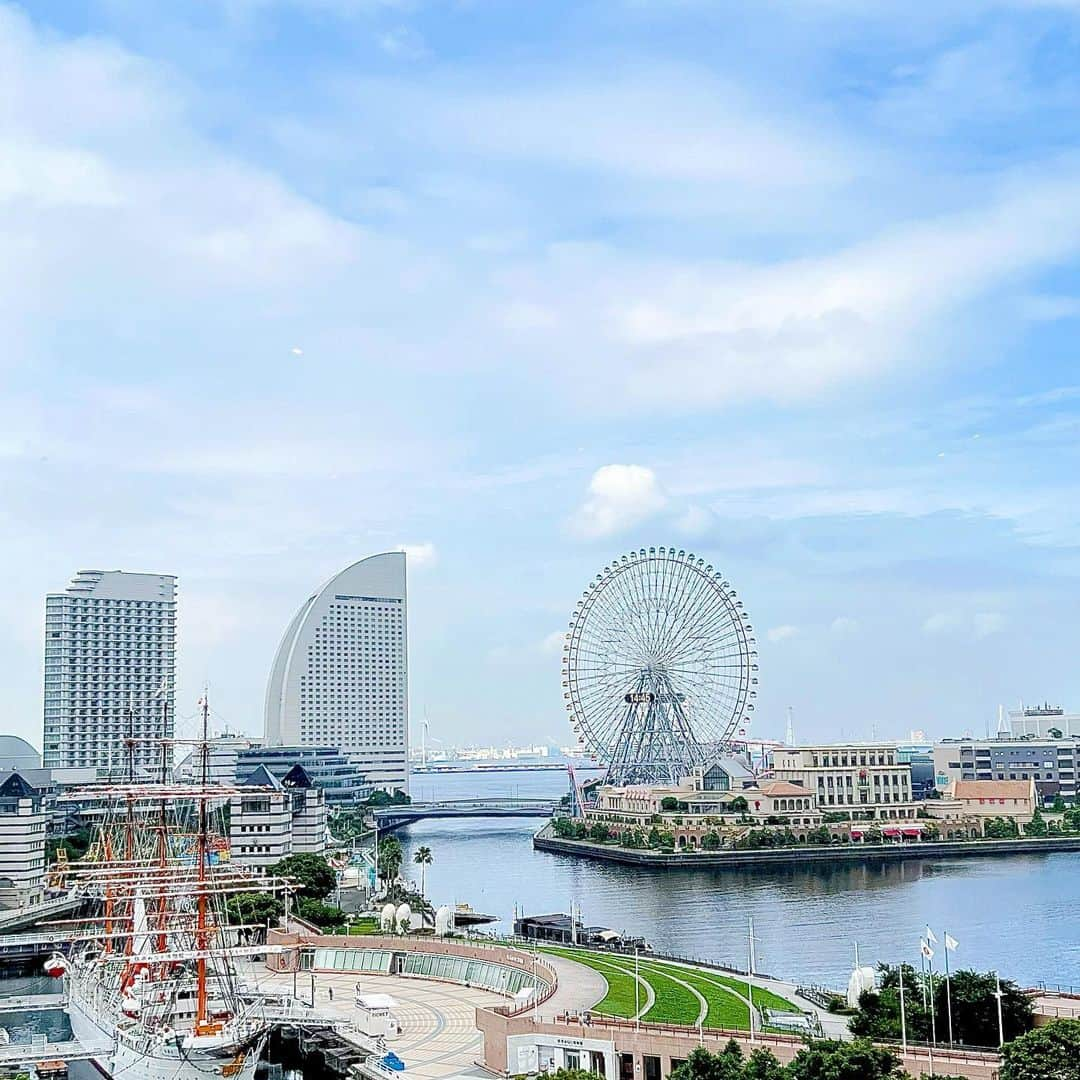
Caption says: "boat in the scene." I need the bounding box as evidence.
[55,697,293,1080]
[451,903,496,927]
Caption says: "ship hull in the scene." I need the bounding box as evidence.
[68,984,260,1080]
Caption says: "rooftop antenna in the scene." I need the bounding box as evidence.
[785,707,794,748]
[422,711,429,770]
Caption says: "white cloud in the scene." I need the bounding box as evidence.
[831,616,859,634]
[396,542,438,568]
[674,504,713,537]
[974,611,1008,638]
[767,625,799,643]
[571,465,668,539]
[923,612,964,636]
[923,611,1007,638]
[540,631,566,654]
[392,68,859,189]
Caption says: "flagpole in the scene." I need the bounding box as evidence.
[943,930,954,1046]
[995,972,1005,1048]
[898,964,908,1055]
[634,946,640,1031]
[747,917,756,1044]
[927,950,937,1047]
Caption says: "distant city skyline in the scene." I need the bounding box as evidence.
[5,2,1080,752]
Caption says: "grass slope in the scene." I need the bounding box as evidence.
[538,945,801,1032]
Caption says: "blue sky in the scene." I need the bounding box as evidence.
[4,0,1080,751]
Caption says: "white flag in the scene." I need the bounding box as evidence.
[925,926,938,946]
[945,933,959,952]
[920,939,935,960]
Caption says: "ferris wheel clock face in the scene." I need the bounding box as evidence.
[562,547,757,786]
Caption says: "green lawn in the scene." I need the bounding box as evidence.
[541,947,645,1017]
[538,945,802,1032]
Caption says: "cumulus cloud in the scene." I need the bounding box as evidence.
[396,542,438,568]
[571,465,667,538]
[831,616,859,634]
[767,625,799,643]
[540,631,566,654]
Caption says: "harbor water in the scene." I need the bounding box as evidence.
[402,768,1080,989]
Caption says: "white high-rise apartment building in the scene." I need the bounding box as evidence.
[264,553,409,792]
[43,570,177,774]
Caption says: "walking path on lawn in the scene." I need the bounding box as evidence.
[537,946,851,1039]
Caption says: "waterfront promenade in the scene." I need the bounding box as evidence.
[261,932,1005,1080]
[533,825,1080,868]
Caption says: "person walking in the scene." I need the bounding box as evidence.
[329,986,334,1002]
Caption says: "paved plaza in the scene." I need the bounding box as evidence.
[254,967,507,1080]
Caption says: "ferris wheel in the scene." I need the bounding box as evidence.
[562,546,757,786]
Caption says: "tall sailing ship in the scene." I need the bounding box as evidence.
[50,699,293,1079]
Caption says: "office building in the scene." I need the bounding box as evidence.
[0,772,47,909]
[236,745,372,806]
[282,764,328,855]
[229,766,293,871]
[933,736,1078,804]
[771,743,917,819]
[43,570,176,774]
[1006,703,1080,739]
[264,553,409,792]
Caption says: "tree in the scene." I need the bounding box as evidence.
[669,1042,745,1080]
[1024,808,1048,837]
[984,816,1019,839]
[377,835,404,883]
[413,845,433,897]
[786,1039,905,1080]
[942,970,1032,1046]
[226,890,284,930]
[850,965,1032,1048]
[742,1049,785,1080]
[1001,1019,1080,1080]
[270,853,337,902]
[1051,795,1067,812]
[661,796,681,811]
[366,788,411,807]
[730,796,749,813]
[701,831,722,851]
[296,897,346,930]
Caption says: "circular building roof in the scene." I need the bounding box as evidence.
[0,735,42,771]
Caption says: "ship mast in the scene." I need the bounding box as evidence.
[195,691,212,1034]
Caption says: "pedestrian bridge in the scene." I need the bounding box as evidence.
[371,798,556,831]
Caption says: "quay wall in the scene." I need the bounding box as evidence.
[533,830,1080,868]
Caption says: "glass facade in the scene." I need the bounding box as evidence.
[309,948,541,995]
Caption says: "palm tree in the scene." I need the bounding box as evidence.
[413,845,433,898]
